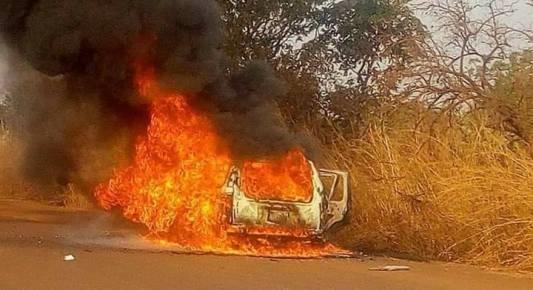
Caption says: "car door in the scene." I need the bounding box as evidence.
[318,169,350,231]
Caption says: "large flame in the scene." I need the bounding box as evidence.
[95,55,344,257]
[242,151,313,202]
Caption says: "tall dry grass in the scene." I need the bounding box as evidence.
[0,136,33,199]
[0,136,93,208]
[323,112,533,272]
[61,183,93,209]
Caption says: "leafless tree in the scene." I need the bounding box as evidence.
[402,0,532,115]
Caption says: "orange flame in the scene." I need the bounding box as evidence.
[242,150,313,202]
[95,56,346,257]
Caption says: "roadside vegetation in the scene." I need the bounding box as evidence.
[0,94,28,200]
[1,92,92,208]
[323,105,533,271]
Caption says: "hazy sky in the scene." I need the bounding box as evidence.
[417,0,533,30]
[414,0,533,53]
[510,0,533,28]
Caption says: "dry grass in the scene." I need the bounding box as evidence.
[0,137,33,199]
[1,137,93,208]
[61,183,94,209]
[323,114,533,272]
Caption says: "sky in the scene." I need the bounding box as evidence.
[416,0,533,31]
[505,0,532,28]
[413,0,533,55]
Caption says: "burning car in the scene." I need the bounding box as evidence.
[222,159,350,238]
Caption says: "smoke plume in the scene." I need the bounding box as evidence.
[0,0,313,192]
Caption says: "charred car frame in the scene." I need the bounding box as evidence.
[222,161,350,238]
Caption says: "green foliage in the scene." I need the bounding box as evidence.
[217,0,424,128]
[217,0,329,126]
[315,0,423,74]
[487,50,533,144]
[218,0,326,65]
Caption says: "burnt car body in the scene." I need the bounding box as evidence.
[222,161,350,238]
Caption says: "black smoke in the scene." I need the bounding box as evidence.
[0,0,314,192]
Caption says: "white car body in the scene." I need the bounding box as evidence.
[222,161,350,237]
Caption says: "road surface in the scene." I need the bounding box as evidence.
[0,199,531,290]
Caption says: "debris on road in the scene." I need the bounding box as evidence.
[369,265,411,272]
[64,255,76,262]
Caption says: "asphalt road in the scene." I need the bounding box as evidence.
[0,199,531,290]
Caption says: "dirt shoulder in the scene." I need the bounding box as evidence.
[0,199,531,290]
